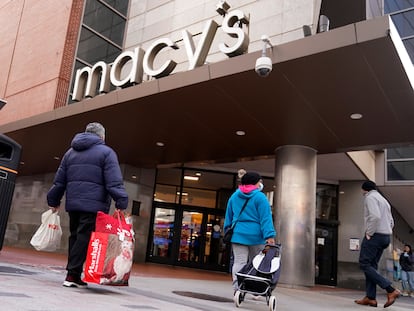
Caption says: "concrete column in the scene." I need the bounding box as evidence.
[274,145,317,287]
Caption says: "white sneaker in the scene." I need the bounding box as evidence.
[62,276,88,288]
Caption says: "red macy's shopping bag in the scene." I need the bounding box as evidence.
[83,212,134,286]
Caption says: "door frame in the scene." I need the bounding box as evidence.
[147,201,229,272]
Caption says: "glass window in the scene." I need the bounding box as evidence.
[387,161,414,180]
[183,169,234,190]
[69,0,129,104]
[181,187,216,208]
[387,147,414,159]
[205,214,228,267]
[84,0,126,46]
[156,168,182,186]
[102,0,129,16]
[389,10,414,38]
[149,208,175,258]
[316,184,338,220]
[181,170,234,208]
[178,211,203,262]
[154,184,180,203]
[385,0,414,13]
[404,37,414,63]
[77,28,121,65]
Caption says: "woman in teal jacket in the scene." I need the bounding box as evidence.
[224,171,276,291]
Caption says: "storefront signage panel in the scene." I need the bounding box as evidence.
[72,9,250,101]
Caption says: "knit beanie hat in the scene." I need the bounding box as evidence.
[241,172,262,185]
[361,180,376,191]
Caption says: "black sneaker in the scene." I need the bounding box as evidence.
[63,275,88,288]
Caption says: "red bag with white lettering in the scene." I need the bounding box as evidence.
[83,211,134,286]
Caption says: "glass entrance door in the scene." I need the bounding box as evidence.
[148,203,229,271]
[177,209,228,271]
[179,211,202,263]
[315,221,338,286]
[149,207,175,261]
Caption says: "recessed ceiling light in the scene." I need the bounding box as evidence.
[350,113,363,120]
[53,156,60,160]
[156,142,165,147]
[184,176,199,181]
[176,191,188,196]
[131,175,137,179]
[195,172,201,176]
[236,130,245,136]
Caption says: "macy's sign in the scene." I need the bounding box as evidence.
[72,6,250,101]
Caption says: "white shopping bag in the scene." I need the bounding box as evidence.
[30,209,62,252]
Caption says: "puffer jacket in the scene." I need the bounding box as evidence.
[224,188,276,245]
[47,132,128,213]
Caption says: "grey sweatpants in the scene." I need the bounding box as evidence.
[232,243,264,290]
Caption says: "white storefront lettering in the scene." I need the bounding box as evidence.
[72,9,250,101]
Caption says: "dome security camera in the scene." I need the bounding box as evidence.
[255,35,273,78]
[255,56,272,77]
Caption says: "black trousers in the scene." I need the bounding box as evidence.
[66,211,97,277]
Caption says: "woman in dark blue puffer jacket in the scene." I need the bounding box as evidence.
[47,122,128,288]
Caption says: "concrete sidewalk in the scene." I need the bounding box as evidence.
[1,247,414,311]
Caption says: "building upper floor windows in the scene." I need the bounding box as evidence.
[68,0,129,103]
[388,9,414,38]
[84,0,127,47]
[386,147,414,181]
[384,1,414,63]
[385,0,414,13]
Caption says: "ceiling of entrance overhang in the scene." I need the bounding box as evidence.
[1,17,414,178]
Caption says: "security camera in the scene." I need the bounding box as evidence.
[255,56,272,77]
[255,35,273,78]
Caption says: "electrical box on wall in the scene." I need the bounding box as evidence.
[132,200,141,216]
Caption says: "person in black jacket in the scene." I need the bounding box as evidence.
[399,244,414,297]
[47,122,128,288]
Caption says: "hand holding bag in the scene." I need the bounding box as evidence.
[30,209,62,252]
[223,198,250,244]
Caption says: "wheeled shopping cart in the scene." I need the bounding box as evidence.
[234,244,282,311]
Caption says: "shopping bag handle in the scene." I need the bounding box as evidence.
[114,210,127,230]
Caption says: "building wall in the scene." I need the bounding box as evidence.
[125,0,322,74]
[0,0,77,125]
[336,180,410,289]
[3,165,156,264]
[337,181,365,289]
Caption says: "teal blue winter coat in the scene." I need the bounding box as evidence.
[224,188,276,245]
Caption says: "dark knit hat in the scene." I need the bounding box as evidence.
[241,172,262,185]
[361,180,376,191]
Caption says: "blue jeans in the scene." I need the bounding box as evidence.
[359,233,392,299]
[401,270,414,292]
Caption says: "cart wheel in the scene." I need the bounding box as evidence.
[268,295,277,311]
[234,290,243,307]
